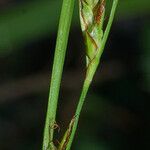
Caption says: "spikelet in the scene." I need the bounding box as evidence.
[79,0,105,65]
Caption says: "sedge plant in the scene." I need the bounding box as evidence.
[42,0,119,150]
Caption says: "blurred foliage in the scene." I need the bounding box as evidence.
[140,23,150,91]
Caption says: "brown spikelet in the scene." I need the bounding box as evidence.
[95,0,105,24]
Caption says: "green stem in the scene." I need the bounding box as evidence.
[42,0,75,149]
[99,0,119,57]
[66,0,119,149]
[66,76,91,150]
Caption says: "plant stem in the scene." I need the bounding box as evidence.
[66,0,119,149]
[99,0,119,58]
[42,0,75,149]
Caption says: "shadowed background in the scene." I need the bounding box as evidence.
[0,0,150,150]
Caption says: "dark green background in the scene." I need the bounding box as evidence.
[0,0,150,150]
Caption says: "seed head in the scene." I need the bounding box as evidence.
[79,0,105,31]
[79,0,105,62]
